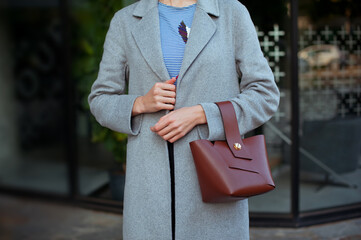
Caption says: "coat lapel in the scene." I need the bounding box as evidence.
[177,0,219,86]
[131,0,219,83]
[131,0,170,81]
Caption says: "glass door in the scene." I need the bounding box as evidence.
[0,1,69,194]
[240,0,293,215]
[298,0,361,212]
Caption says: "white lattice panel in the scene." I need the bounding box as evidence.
[256,24,361,122]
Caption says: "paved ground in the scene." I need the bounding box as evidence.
[0,194,360,240]
[251,220,361,240]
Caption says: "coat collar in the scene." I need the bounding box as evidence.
[131,0,218,83]
[133,0,220,18]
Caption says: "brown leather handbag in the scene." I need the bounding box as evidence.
[190,101,275,203]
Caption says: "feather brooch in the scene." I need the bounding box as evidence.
[178,21,191,44]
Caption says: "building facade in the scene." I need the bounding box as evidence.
[0,0,360,227]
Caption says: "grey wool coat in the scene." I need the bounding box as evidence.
[88,0,280,239]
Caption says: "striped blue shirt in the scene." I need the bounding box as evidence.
[158,2,196,84]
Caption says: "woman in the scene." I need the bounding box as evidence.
[88,0,280,239]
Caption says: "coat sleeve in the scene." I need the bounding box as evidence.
[198,3,280,141]
[88,12,143,135]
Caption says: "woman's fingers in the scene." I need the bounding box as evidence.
[151,104,206,142]
[152,124,179,142]
[156,125,175,139]
[154,82,176,91]
[141,78,177,113]
[165,77,177,85]
[160,102,175,110]
[160,89,176,98]
[164,126,187,142]
[153,88,175,99]
[151,107,199,142]
[168,129,188,143]
[150,114,173,132]
[152,83,176,109]
[159,84,176,93]
[158,95,176,104]
[156,123,189,143]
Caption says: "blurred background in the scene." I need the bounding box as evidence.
[0,0,360,227]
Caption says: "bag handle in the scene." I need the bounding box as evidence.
[215,101,252,160]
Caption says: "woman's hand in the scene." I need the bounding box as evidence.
[150,105,207,143]
[132,77,177,116]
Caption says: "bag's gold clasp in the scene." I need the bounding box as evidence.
[233,143,242,150]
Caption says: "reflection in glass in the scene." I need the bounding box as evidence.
[298,0,361,211]
[0,4,68,194]
[72,0,136,201]
[243,0,292,214]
